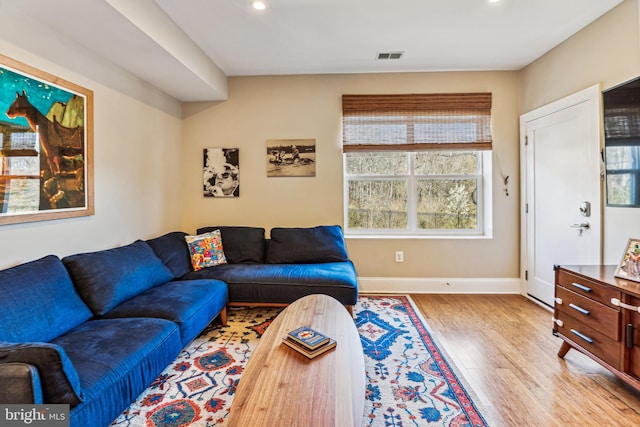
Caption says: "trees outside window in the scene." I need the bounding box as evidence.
[344,150,486,235]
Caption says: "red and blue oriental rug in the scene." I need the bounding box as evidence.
[111,295,492,427]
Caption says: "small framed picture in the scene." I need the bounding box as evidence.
[615,238,640,282]
[266,138,316,177]
[203,148,239,197]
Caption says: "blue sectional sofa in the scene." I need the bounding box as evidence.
[172,225,358,311]
[0,225,358,427]
[0,241,229,427]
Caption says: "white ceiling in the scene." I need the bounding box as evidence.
[156,0,623,75]
[0,0,624,101]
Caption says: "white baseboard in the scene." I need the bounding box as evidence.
[358,277,522,294]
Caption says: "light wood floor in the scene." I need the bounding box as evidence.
[409,294,640,427]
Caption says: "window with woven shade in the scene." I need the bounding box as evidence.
[342,93,493,236]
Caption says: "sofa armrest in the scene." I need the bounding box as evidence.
[0,362,43,403]
[0,342,83,406]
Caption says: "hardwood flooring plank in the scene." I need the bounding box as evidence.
[409,294,640,426]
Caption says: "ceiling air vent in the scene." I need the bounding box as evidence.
[377,51,404,60]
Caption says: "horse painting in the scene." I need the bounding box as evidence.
[6,90,83,177]
[5,90,85,209]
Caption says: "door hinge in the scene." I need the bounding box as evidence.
[525,270,528,280]
[525,203,528,214]
[525,135,529,146]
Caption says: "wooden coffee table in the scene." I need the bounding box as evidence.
[227,294,365,427]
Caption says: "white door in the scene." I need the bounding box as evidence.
[520,85,602,306]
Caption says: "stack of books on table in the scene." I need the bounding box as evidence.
[282,326,337,359]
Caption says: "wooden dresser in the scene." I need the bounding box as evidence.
[553,265,640,391]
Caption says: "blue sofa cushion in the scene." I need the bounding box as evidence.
[196,226,266,264]
[0,255,92,343]
[146,231,192,279]
[185,261,358,305]
[103,279,228,345]
[63,240,174,316]
[266,225,349,264]
[52,318,182,427]
[0,341,83,406]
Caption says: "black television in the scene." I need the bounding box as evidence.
[603,76,640,207]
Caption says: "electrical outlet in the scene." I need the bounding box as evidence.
[395,251,404,263]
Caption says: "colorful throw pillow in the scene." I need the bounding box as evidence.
[184,230,227,271]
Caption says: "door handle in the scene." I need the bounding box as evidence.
[570,222,590,229]
[570,222,590,235]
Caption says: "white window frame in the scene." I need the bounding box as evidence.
[343,150,492,238]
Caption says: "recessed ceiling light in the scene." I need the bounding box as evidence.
[488,0,500,3]
[251,0,266,10]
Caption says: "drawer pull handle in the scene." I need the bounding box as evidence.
[569,303,590,316]
[570,329,593,344]
[571,282,592,292]
[611,298,640,312]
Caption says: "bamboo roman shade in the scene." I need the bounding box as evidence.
[342,93,492,152]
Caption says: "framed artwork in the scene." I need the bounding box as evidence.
[615,238,640,282]
[0,54,94,225]
[204,148,239,197]
[266,138,316,177]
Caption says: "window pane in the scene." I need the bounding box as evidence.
[348,179,407,229]
[345,152,408,175]
[414,151,478,175]
[606,173,637,205]
[605,145,640,170]
[417,178,477,230]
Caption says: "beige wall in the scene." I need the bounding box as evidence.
[520,0,640,113]
[182,71,521,279]
[519,0,640,263]
[0,12,184,269]
[2,1,634,280]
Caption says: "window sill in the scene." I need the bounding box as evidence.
[344,233,493,240]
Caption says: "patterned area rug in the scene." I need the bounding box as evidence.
[111,295,491,427]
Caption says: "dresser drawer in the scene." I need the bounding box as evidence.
[555,286,620,340]
[557,269,621,307]
[555,313,620,369]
